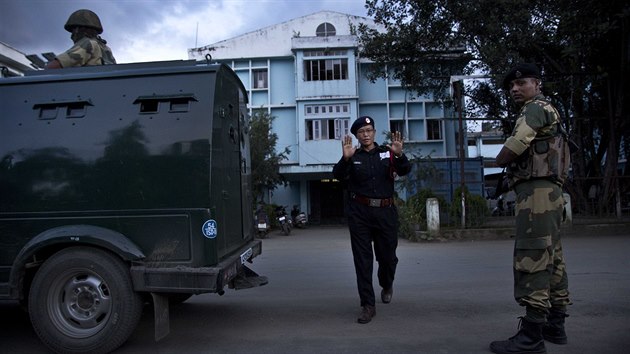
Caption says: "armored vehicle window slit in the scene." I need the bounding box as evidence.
[66,102,88,118]
[134,94,198,114]
[33,99,93,120]
[37,105,58,120]
[139,100,159,113]
[169,98,191,113]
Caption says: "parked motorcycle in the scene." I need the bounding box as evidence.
[291,205,308,228]
[275,205,292,235]
[254,206,270,238]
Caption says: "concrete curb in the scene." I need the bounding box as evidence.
[411,218,630,242]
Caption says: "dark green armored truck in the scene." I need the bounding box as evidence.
[0,60,267,353]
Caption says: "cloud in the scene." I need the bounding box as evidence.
[116,1,250,63]
[1,0,369,64]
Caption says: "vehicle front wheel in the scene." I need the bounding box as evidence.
[28,246,143,354]
[281,223,290,235]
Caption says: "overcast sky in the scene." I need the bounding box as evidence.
[0,0,369,64]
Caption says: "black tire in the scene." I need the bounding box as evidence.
[28,247,143,354]
[281,223,290,236]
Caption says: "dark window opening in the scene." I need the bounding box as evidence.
[253,69,268,89]
[390,120,404,134]
[306,118,349,140]
[304,59,348,81]
[140,101,159,113]
[427,119,442,140]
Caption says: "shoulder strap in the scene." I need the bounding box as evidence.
[389,150,397,179]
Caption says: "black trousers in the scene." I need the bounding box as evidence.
[347,201,399,307]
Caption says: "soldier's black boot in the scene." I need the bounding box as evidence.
[542,309,568,344]
[490,318,546,354]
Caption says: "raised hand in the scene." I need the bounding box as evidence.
[388,131,404,157]
[341,134,356,161]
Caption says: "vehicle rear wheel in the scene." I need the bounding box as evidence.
[29,246,143,354]
[281,223,290,235]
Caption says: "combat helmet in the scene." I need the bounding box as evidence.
[64,9,103,34]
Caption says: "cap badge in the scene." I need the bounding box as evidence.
[365,118,371,123]
[515,70,522,78]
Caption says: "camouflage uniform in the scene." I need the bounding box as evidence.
[504,93,571,323]
[55,37,116,68]
[52,9,116,68]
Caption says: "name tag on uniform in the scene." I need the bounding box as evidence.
[379,151,391,160]
[353,161,362,165]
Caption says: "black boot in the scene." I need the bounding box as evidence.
[542,309,568,344]
[490,318,546,354]
[357,305,375,324]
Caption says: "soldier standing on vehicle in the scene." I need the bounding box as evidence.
[490,63,572,354]
[333,116,411,324]
[46,9,116,69]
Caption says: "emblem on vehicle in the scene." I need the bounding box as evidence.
[202,219,218,239]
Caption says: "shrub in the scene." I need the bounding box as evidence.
[398,189,447,240]
[449,186,489,227]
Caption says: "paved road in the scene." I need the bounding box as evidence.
[2,227,629,353]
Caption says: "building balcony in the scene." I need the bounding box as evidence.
[291,35,357,50]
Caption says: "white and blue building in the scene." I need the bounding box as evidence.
[189,11,471,223]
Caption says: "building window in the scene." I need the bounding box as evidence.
[304,59,348,81]
[306,118,349,140]
[316,22,336,37]
[305,104,350,116]
[335,118,350,138]
[427,119,442,140]
[252,69,267,89]
[390,120,404,134]
[304,50,345,57]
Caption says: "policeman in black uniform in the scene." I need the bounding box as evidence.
[333,116,411,324]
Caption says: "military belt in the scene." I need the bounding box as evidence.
[351,193,393,208]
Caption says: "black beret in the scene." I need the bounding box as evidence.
[502,63,541,89]
[350,116,375,135]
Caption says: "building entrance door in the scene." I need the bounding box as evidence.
[309,180,345,224]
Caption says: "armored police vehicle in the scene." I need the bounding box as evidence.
[0,59,267,353]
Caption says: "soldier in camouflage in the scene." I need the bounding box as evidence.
[46,9,116,69]
[490,63,571,354]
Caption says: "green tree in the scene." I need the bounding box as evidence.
[249,109,290,204]
[358,0,630,214]
[356,1,472,101]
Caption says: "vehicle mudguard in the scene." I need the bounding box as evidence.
[9,225,145,297]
